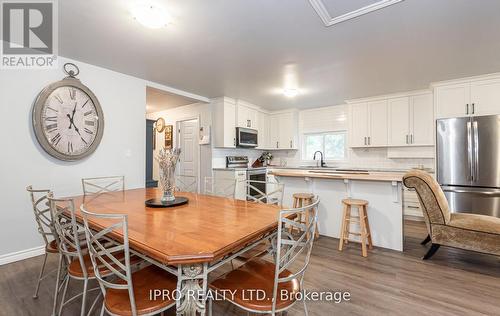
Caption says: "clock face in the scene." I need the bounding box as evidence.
[33,78,104,161]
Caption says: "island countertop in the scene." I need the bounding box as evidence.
[268,168,406,182]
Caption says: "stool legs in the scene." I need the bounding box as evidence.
[339,202,372,257]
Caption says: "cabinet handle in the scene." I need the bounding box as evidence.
[290,140,292,148]
[234,138,236,146]
[368,137,371,145]
[410,134,413,144]
[472,103,475,115]
[364,137,367,145]
[276,141,279,148]
[406,135,409,144]
[466,104,469,115]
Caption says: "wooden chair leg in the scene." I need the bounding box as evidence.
[363,206,373,249]
[421,234,431,245]
[338,204,348,251]
[289,198,299,234]
[344,205,351,244]
[359,206,368,257]
[423,244,440,260]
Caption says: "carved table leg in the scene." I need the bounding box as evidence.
[176,263,208,316]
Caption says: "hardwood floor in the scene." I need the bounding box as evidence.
[1,221,499,315]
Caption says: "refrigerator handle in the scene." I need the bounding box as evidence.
[473,121,479,182]
[467,121,473,181]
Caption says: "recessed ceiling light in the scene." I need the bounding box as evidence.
[283,88,299,98]
[131,2,170,29]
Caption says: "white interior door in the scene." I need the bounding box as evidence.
[178,119,199,180]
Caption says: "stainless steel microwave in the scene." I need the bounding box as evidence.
[236,127,258,147]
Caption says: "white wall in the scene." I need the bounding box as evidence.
[0,57,181,260]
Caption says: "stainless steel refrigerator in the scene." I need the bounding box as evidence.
[436,114,500,218]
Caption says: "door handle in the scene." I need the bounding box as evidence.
[472,103,475,115]
[473,121,479,181]
[466,121,473,181]
[466,104,469,115]
[442,188,500,196]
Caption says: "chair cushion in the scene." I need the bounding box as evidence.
[209,258,300,312]
[45,240,58,253]
[105,265,177,316]
[449,213,500,235]
[431,213,500,256]
[68,253,142,278]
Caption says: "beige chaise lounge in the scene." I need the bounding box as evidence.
[403,170,500,259]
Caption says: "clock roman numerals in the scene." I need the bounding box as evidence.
[46,123,58,133]
[44,116,57,122]
[47,106,58,113]
[54,94,64,104]
[84,127,94,135]
[51,133,62,146]
[69,88,77,100]
[67,141,73,153]
[84,110,93,117]
[81,99,89,108]
[85,120,95,126]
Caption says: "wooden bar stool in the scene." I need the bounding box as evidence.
[292,193,319,239]
[339,198,373,257]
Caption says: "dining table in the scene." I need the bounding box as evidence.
[70,187,285,316]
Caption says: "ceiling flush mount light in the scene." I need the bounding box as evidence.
[131,2,170,29]
[283,88,299,98]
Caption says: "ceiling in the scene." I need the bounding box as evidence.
[59,0,500,110]
[146,86,201,113]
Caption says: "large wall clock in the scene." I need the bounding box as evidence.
[32,63,104,161]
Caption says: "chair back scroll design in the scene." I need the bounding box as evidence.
[243,180,284,206]
[175,174,198,193]
[80,206,137,315]
[82,176,125,196]
[203,177,237,198]
[26,186,56,248]
[48,195,88,277]
[272,198,320,313]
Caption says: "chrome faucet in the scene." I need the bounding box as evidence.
[313,151,326,168]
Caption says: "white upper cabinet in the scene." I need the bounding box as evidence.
[388,97,410,146]
[256,111,269,149]
[236,101,259,129]
[368,100,388,147]
[268,111,298,149]
[349,103,369,147]
[434,74,500,119]
[435,83,470,118]
[349,101,388,147]
[470,78,500,116]
[212,97,236,148]
[411,93,434,145]
[388,93,434,146]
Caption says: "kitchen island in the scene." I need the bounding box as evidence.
[268,168,406,251]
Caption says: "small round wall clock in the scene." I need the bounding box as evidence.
[32,63,105,161]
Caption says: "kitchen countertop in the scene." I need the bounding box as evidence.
[268,168,406,182]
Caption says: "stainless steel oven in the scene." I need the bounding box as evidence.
[236,127,258,148]
[247,168,267,201]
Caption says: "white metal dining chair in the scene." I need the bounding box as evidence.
[81,176,125,196]
[48,194,105,316]
[209,197,320,316]
[243,180,284,206]
[203,177,237,198]
[80,206,178,316]
[175,174,198,193]
[26,186,59,312]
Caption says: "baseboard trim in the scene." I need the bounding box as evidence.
[0,245,45,266]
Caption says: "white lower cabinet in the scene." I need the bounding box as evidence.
[213,169,246,200]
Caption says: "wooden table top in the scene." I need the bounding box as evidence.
[71,188,282,265]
